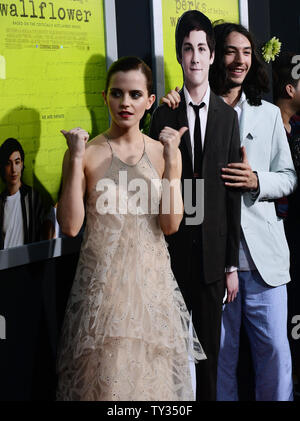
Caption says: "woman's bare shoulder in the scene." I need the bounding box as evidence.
[85,133,110,156]
[144,134,164,177]
[86,133,107,148]
[83,133,112,175]
[144,134,163,152]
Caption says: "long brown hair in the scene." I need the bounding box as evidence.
[209,23,269,106]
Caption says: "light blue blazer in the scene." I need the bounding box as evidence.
[240,100,297,287]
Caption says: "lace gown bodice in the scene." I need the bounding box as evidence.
[56,138,206,401]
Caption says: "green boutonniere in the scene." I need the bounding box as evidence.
[262,37,282,63]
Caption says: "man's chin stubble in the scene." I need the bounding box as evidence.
[227,80,243,89]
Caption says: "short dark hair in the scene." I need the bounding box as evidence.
[0,138,25,182]
[209,23,269,106]
[175,10,215,59]
[272,52,300,102]
[104,56,153,95]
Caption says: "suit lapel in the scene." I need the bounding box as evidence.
[240,100,260,145]
[178,90,193,163]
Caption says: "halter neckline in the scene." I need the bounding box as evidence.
[103,133,146,167]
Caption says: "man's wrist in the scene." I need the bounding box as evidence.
[225,266,238,273]
[250,171,259,192]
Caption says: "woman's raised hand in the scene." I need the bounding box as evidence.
[159,126,188,164]
[61,127,89,159]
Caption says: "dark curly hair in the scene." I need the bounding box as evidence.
[209,23,269,106]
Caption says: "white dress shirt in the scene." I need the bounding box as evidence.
[233,90,246,123]
[184,85,210,171]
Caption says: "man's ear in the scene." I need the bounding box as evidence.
[286,84,295,99]
[210,51,215,65]
[177,55,182,65]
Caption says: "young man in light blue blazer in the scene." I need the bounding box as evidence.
[210,23,297,401]
[162,22,297,401]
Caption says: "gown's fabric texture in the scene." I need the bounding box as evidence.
[56,138,206,401]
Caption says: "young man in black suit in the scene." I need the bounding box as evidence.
[149,10,241,401]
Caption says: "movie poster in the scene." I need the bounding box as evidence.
[0,0,108,204]
[161,0,240,93]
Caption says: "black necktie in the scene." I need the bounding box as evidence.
[190,102,205,178]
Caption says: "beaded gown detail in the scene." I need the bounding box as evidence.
[56,138,206,401]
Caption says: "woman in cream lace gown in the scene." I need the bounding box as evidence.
[56,57,206,401]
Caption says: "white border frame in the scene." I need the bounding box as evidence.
[150,0,165,105]
[104,0,118,69]
[239,0,249,29]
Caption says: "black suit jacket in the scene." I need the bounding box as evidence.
[149,89,241,290]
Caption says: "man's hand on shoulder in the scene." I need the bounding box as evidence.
[160,87,181,110]
[221,146,258,191]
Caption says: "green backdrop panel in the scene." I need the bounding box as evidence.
[0,0,109,204]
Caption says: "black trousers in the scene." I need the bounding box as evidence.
[190,228,225,401]
[168,226,225,401]
[192,277,225,401]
